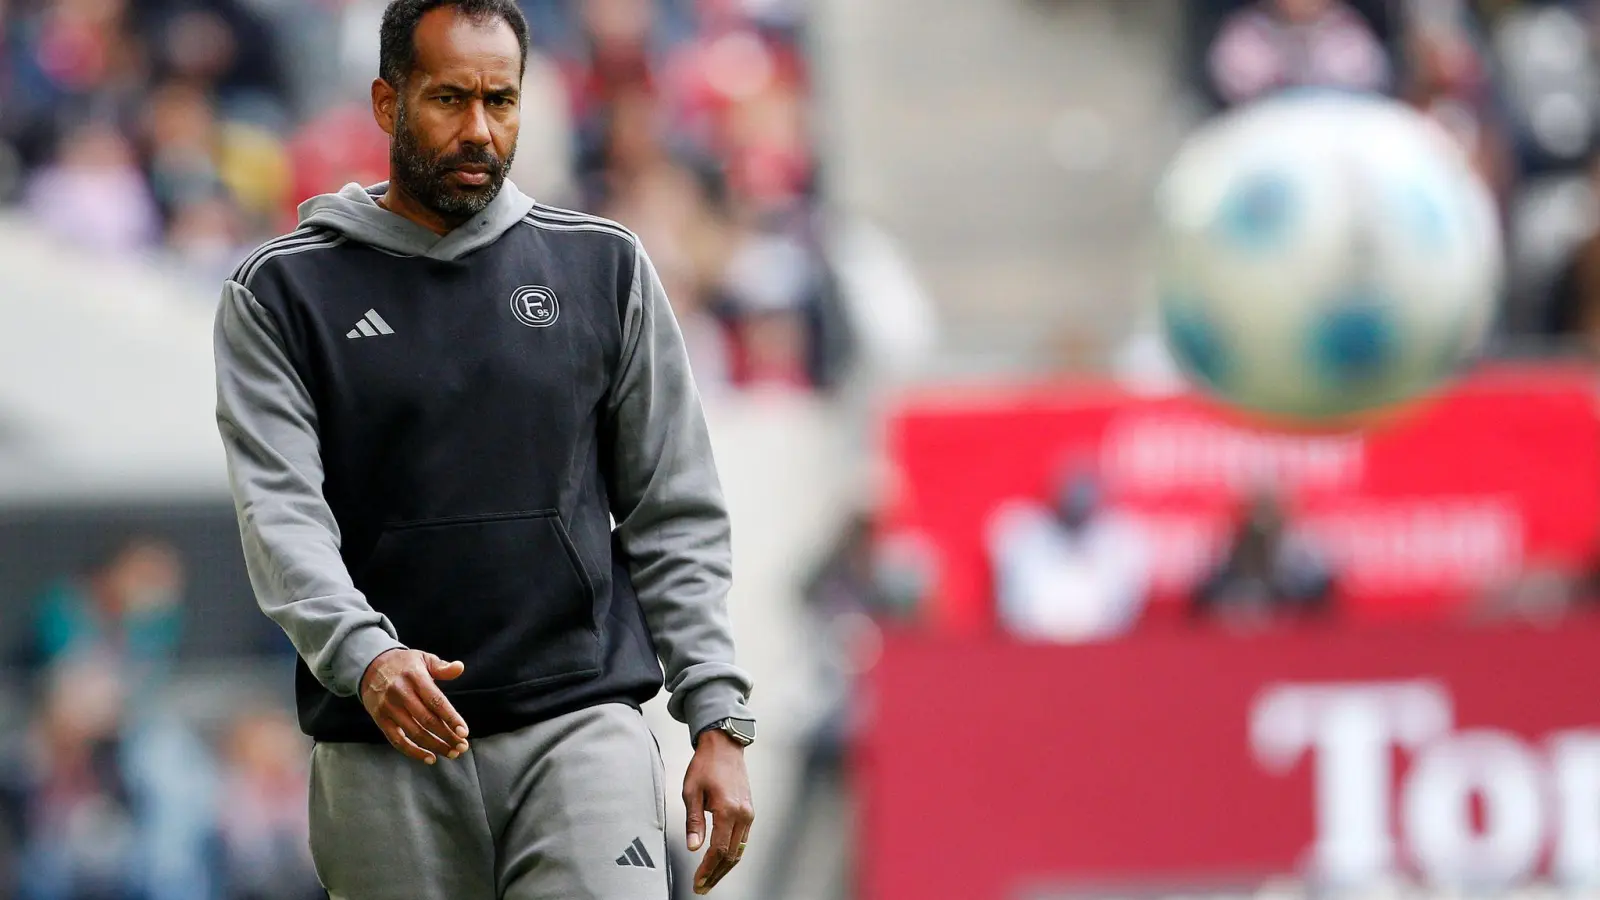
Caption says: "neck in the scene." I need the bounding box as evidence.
[377,179,469,236]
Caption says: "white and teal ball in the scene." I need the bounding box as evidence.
[1154,91,1502,426]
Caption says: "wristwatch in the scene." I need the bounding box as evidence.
[698,717,756,748]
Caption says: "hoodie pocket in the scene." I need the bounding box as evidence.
[358,509,601,692]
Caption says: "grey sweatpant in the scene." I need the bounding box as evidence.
[308,703,670,900]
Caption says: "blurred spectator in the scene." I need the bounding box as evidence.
[215,709,320,900]
[27,535,185,688]
[214,121,291,231]
[1400,6,1514,207]
[165,194,250,281]
[664,5,812,211]
[1541,152,1600,351]
[987,464,1151,643]
[578,85,669,208]
[16,655,144,900]
[1205,0,1393,108]
[23,121,161,252]
[15,653,219,900]
[1485,0,1600,175]
[722,225,817,390]
[1192,491,1336,628]
[1,0,842,392]
[139,0,287,114]
[285,105,388,228]
[140,79,223,217]
[1477,566,1589,625]
[0,0,292,234]
[1477,529,1600,625]
[761,509,930,900]
[565,0,833,391]
[21,537,219,900]
[601,157,737,388]
[504,44,578,205]
[566,0,658,126]
[1567,531,1600,612]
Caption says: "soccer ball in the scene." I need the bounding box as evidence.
[1154,91,1502,425]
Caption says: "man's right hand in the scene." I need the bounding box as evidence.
[359,648,471,765]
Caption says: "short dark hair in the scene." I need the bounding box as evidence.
[378,0,529,90]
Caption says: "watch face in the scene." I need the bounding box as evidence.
[726,719,756,745]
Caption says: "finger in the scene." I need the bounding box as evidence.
[397,689,467,757]
[694,805,737,894]
[381,680,455,756]
[700,851,735,894]
[425,652,467,683]
[729,814,753,863]
[415,673,471,741]
[684,783,707,853]
[693,840,724,895]
[707,802,737,859]
[384,712,446,762]
[378,715,437,765]
[710,816,752,883]
[703,852,740,894]
[397,678,467,752]
[702,815,752,893]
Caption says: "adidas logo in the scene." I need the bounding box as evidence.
[346,309,395,339]
[614,836,656,869]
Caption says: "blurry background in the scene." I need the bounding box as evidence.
[4,0,1600,899]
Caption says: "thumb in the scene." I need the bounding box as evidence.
[685,782,707,853]
[425,653,466,681]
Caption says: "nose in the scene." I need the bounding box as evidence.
[460,99,492,147]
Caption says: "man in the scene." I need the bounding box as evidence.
[212,0,756,896]
[1192,491,1335,629]
[987,466,1150,644]
[29,534,186,678]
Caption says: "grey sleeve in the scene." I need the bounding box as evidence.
[607,241,754,741]
[214,280,405,696]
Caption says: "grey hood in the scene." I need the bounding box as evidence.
[297,180,536,261]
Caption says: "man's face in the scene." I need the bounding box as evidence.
[101,541,185,614]
[381,7,521,222]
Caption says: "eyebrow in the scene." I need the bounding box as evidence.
[425,81,519,96]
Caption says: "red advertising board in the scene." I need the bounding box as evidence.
[883,366,1600,632]
[859,625,1600,900]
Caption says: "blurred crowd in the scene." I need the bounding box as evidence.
[1190,0,1600,354]
[0,534,321,900]
[986,467,1340,644]
[983,456,1600,646]
[0,0,845,392]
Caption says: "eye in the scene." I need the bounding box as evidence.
[488,95,516,108]
[436,95,461,106]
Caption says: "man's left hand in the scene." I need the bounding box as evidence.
[682,729,755,895]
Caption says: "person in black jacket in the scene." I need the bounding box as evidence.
[1193,491,1336,628]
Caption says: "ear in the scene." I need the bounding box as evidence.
[372,77,398,137]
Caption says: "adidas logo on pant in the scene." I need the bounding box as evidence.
[346,309,394,339]
[615,836,656,869]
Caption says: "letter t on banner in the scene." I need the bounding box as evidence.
[1251,681,1454,888]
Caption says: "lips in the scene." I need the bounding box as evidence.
[445,156,496,186]
[451,169,491,186]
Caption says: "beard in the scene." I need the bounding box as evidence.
[390,102,515,223]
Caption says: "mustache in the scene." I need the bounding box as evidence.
[435,146,505,172]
